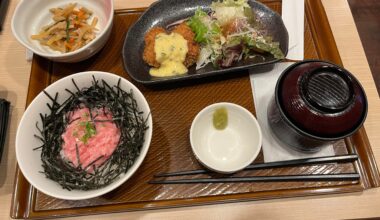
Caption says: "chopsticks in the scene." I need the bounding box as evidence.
[150,154,360,184]
[0,0,9,32]
[154,154,359,177]
[0,99,10,163]
[149,173,360,184]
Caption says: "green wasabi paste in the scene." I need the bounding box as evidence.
[213,107,228,130]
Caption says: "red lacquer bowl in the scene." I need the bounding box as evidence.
[268,60,367,152]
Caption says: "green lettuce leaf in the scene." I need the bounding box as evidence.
[187,9,209,43]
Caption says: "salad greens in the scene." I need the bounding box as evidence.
[187,0,284,69]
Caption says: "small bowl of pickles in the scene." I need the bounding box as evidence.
[190,102,262,174]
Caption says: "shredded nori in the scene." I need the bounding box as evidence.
[34,76,149,191]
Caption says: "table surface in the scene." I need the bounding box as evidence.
[1,0,380,219]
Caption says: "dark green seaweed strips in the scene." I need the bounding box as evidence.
[35,76,149,190]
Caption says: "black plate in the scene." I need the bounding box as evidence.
[122,0,289,85]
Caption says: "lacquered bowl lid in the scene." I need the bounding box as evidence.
[275,60,368,140]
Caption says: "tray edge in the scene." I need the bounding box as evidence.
[10,0,379,218]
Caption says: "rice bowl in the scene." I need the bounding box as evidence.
[16,71,152,200]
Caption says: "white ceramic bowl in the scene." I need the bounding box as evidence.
[11,0,114,62]
[190,103,262,173]
[16,71,153,200]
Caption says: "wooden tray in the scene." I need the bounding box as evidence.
[11,0,380,219]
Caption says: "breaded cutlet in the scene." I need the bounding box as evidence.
[143,27,166,68]
[172,23,200,67]
[142,23,200,68]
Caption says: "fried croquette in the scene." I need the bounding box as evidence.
[172,23,200,67]
[143,23,200,68]
[143,27,166,68]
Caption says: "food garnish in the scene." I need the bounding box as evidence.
[187,0,285,69]
[213,107,228,130]
[31,3,98,53]
[34,77,149,190]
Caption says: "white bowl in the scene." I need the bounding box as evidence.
[16,71,152,200]
[11,0,114,62]
[190,103,262,173]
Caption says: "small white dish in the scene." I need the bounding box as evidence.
[11,0,114,62]
[190,102,262,174]
[16,71,152,200]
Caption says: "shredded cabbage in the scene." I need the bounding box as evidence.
[211,0,250,8]
[211,0,249,26]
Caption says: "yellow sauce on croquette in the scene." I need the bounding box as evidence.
[149,33,188,77]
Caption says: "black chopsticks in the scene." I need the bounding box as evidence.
[154,154,359,177]
[149,173,360,184]
[0,99,10,163]
[150,154,360,184]
[0,0,9,32]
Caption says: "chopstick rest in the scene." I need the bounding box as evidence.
[0,99,10,163]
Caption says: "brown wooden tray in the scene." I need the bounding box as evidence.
[10,0,380,219]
